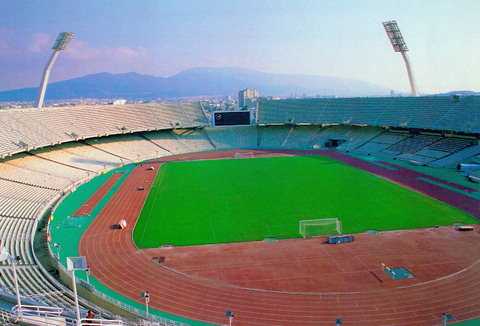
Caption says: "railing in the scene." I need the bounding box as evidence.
[72,287,190,326]
[12,304,63,317]
[10,305,127,326]
[17,315,67,326]
[136,320,193,326]
[9,307,68,326]
[80,318,126,326]
[0,308,14,324]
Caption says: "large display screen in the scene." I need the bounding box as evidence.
[213,111,251,126]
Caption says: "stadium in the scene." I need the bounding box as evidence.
[0,94,477,326]
[0,6,479,326]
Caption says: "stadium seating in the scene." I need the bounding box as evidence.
[334,126,383,151]
[258,126,292,148]
[205,126,258,149]
[428,137,476,153]
[383,134,440,155]
[397,137,477,164]
[34,146,110,174]
[352,132,479,165]
[280,126,321,150]
[5,154,90,187]
[0,103,208,159]
[7,183,54,206]
[0,136,180,321]
[354,131,409,154]
[304,125,383,151]
[142,130,193,155]
[0,96,476,325]
[86,134,170,161]
[54,142,124,171]
[470,154,480,164]
[0,161,64,190]
[432,144,480,167]
[0,217,36,265]
[258,96,480,133]
[171,129,215,152]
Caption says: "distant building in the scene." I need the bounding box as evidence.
[238,88,259,109]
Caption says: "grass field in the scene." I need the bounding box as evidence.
[133,156,476,248]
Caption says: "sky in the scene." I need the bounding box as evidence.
[0,0,479,93]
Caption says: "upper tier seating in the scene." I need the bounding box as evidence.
[258,95,480,133]
[0,103,207,159]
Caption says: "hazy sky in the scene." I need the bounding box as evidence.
[1,0,479,93]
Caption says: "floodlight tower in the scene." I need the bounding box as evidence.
[36,32,74,109]
[382,20,418,96]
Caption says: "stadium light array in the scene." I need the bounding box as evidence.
[52,32,74,50]
[36,32,75,109]
[382,20,418,96]
[383,20,408,52]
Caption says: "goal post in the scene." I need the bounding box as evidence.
[299,218,342,238]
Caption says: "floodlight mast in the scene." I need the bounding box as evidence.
[36,32,74,109]
[382,21,418,96]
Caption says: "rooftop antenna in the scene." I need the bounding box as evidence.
[36,32,74,108]
[382,20,418,96]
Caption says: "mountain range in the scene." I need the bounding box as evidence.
[0,67,391,102]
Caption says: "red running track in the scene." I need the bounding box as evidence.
[74,173,122,216]
[80,151,480,326]
[148,229,480,293]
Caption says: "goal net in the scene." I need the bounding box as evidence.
[299,218,341,238]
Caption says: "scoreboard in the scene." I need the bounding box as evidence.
[213,111,251,126]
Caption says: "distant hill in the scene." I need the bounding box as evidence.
[0,67,390,101]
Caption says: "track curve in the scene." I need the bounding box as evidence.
[79,151,480,326]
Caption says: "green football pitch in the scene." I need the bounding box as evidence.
[133,156,476,248]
